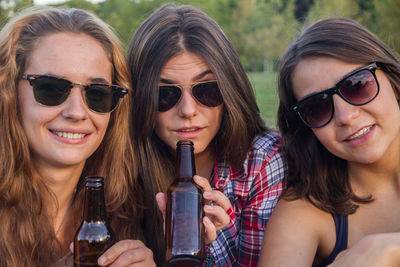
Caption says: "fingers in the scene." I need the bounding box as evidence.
[203,190,231,211]
[98,239,155,267]
[194,175,231,235]
[194,175,213,192]
[203,185,231,231]
[203,216,217,244]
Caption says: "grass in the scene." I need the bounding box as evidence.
[248,72,279,129]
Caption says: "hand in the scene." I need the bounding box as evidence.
[70,240,156,267]
[156,175,231,244]
[194,175,231,243]
[329,233,400,267]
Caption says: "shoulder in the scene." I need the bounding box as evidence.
[251,130,282,155]
[260,198,336,266]
[241,130,286,186]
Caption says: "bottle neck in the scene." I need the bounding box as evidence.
[83,185,106,222]
[176,143,196,179]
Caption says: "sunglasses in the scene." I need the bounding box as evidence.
[158,80,223,112]
[290,62,381,128]
[21,74,128,114]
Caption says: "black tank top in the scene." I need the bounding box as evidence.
[313,214,348,267]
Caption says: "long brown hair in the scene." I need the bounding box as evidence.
[0,6,142,266]
[278,18,400,215]
[127,3,267,265]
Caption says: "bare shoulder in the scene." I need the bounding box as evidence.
[269,198,332,229]
[259,198,335,267]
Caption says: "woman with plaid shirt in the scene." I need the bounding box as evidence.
[127,3,287,266]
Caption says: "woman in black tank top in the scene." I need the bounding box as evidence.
[259,17,400,267]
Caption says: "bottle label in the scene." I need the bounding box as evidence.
[171,190,202,255]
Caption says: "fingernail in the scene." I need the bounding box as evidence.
[204,191,212,198]
[205,205,214,211]
[98,256,105,265]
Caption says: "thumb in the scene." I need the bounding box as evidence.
[156,192,167,233]
[156,192,167,218]
[69,242,74,253]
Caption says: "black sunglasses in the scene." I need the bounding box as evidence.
[21,74,128,114]
[158,80,223,112]
[290,62,382,128]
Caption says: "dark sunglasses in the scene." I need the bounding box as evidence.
[21,74,128,114]
[158,80,223,112]
[290,62,382,128]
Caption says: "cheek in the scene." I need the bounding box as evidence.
[154,112,170,143]
[94,114,111,135]
[312,128,333,149]
[211,106,223,132]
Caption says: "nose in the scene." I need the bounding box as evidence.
[177,87,198,118]
[61,86,88,120]
[332,94,360,126]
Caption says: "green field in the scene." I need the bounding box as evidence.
[248,72,279,129]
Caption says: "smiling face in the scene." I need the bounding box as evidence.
[292,57,400,165]
[154,51,223,156]
[18,32,112,171]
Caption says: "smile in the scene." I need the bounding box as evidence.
[346,126,372,141]
[52,131,87,139]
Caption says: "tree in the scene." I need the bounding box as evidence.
[55,0,99,13]
[305,0,360,24]
[0,0,33,27]
[373,0,400,52]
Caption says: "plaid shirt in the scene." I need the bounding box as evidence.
[203,131,287,267]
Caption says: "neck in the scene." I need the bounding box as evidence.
[194,145,216,180]
[35,161,85,238]
[350,134,400,196]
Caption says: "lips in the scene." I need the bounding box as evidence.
[174,126,203,138]
[346,125,373,141]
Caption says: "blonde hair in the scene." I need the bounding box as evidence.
[0,6,142,266]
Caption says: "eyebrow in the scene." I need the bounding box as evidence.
[42,72,110,84]
[160,70,213,84]
[90,77,110,84]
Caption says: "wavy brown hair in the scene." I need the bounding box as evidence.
[0,6,142,266]
[278,18,400,215]
[127,3,268,265]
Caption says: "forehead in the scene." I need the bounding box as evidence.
[25,32,112,78]
[160,51,213,82]
[291,57,363,100]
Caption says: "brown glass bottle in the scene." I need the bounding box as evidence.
[74,177,113,267]
[165,140,205,267]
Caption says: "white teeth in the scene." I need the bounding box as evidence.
[347,126,372,141]
[180,128,198,132]
[53,131,86,139]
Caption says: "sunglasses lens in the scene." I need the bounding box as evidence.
[339,70,378,105]
[298,93,333,128]
[32,77,70,106]
[192,81,223,107]
[159,85,181,111]
[85,85,118,113]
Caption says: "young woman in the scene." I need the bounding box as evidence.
[128,3,286,266]
[259,18,400,266]
[0,6,155,266]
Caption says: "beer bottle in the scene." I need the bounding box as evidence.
[74,177,113,267]
[165,140,205,266]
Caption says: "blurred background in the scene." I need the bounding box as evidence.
[1,0,399,128]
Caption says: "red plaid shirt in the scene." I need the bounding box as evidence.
[203,131,287,266]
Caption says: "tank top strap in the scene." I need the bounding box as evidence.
[313,213,348,267]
